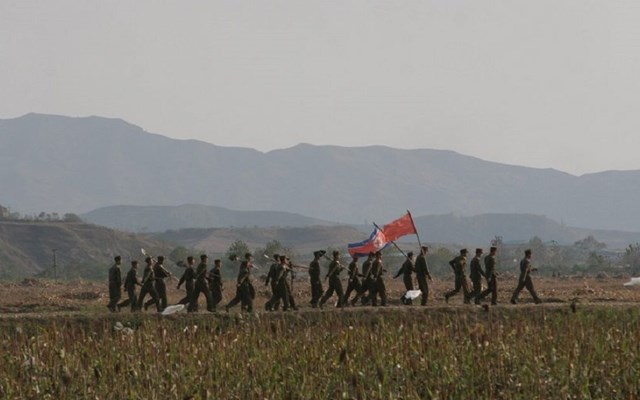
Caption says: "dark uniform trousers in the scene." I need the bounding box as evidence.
[343,277,362,306]
[139,283,160,312]
[416,275,429,305]
[189,279,213,312]
[320,276,344,307]
[479,274,497,305]
[445,274,471,303]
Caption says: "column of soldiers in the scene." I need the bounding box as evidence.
[107,246,542,312]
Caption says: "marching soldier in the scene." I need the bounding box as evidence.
[177,256,196,305]
[284,256,297,310]
[370,251,387,306]
[394,251,415,305]
[119,260,141,311]
[139,257,161,312]
[342,255,363,306]
[478,246,498,305]
[107,256,123,312]
[265,254,281,311]
[444,249,471,304]
[309,250,325,308]
[469,248,485,304]
[266,255,292,311]
[415,246,432,305]
[225,253,255,312]
[360,252,375,305]
[189,254,213,312]
[511,249,542,304]
[319,250,345,308]
[208,259,224,311]
[151,256,171,311]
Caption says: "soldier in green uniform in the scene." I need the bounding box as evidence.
[151,256,171,311]
[177,256,196,305]
[107,256,123,312]
[208,259,224,311]
[415,246,432,305]
[394,252,415,305]
[225,253,255,312]
[319,250,345,308]
[119,260,141,311]
[360,252,375,305]
[308,250,325,308]
[370,251,387,307]
[284,256,297,310]
[189,254,214,312]
[138,257,161,312]
[265,254,281,311]
[267,255,293,311]
[478,246,498,304]
[511,249,542,304]
[469,248,485,304]
[444,249,471,304]
[342,255,363,306]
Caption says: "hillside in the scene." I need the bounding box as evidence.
[0,221,169,279]
[81,204,337,232]
[153,225,367,256]
[2,113,640,230]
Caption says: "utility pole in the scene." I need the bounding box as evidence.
[52,249,57,281]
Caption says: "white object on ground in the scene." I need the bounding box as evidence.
[161,304,185,315]
[623,277,640,286]
[405,290,422,300]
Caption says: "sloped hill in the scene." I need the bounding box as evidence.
[0,221,168,279]
[153,225,367,256]
[82,204,337,232]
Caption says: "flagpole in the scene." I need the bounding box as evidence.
[407,210,423,250]
[373,222,407,258]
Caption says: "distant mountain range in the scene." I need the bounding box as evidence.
[2,113,640,231]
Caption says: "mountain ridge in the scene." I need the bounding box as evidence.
[2,113,639,230]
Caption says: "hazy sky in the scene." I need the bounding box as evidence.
[2,1,639,175]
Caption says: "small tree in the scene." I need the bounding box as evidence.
[623,243,640,276]
[224,240,251,271]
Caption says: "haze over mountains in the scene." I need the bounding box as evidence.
[2,113,640,231]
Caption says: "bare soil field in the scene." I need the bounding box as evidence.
[0,274,637,319]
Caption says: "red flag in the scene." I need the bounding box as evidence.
[382,212,417,242]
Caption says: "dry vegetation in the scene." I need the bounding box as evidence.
[1,276,640,399]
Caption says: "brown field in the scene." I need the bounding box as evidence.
[0,274,637,318]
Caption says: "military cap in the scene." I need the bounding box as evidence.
[131,260,138,266]
[214,259,221,264]
[460,249,468,255]
[332,250,340,257]
[200,254,208,260]
[375,251,382,257]
[157,256,165,262]
[244,252,253,259]
[279,255,287,262]
[475,248,483,254]
[525,249,532,256]
[407,251,414,258]
[490,246,497,252]
[368,251,375,257]
[273,253,280,260]
[145,256,152,263]
[114,255,122,262]
[187,256,194,263]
